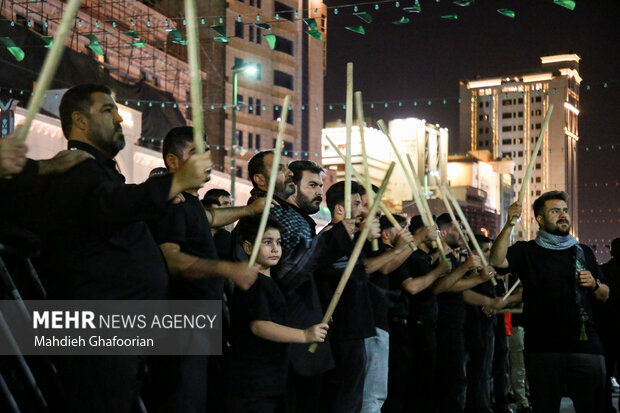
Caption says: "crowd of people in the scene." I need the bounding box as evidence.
[0,83,618,413]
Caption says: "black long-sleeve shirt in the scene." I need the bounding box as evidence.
[26,141,172,300]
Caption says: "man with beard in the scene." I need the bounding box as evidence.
[490,191,609,413]
[247,154,349,412]
[315,181,382,413]
[28,84,213,412]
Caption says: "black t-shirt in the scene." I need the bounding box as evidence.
[314,232,376,341]
[464,280,496,350]
[506,241,604,354]
[401,249,438,324]
[437,254,466,327]
[366,242,396,333]
[224,273,289,397]
[152,192,222,300]
[213,228,232,261]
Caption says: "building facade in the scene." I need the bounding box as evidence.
[459,54,581,239]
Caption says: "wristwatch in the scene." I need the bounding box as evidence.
[591,278,601,292]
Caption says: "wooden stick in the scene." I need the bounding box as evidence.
[511,104,554,225]
[325,135,417,251]
[309,162,395,353]
[443,183,497,286]
[248,95,290,266]
[437,184,472,255]
[402,154,447,257]
[345,63,353,219]
[496,307,523,314]
[354,91,378,251]
[184,0,206,153]
[502,278,521,301]
[377,119,445,257]
[15,0,82,141]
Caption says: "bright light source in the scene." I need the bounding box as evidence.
[447,163,463,182]
[243,64,257,75]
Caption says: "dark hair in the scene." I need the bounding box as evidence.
[409,215,425,234]
[471,234,492,251]
[162,126,196,168]
[201,197,220,208]
[380,214,407,231]
[205,188,231,198]
[610,238,620,257]
[288,160,324,186]
[436,212,455,230]
[59,84,112,138]
[248,150,274,188]
[326,180,363,214]
[359,184,379,196]
[148,167,168,178]
[533,191,568,217]
[237,215,282,245]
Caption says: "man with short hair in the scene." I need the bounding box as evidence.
[203,188,232,208]
[490,191,609,412]
[432,213,495,413]
[316,180,378,413]
[32,84,212,413]
[147,126,262,412]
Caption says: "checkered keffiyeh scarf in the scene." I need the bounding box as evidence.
[248,189,313,252]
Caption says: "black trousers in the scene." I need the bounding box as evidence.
[465,329,495,413]
[600,333,619,413]
[145,355,208,413]
[407,322,437,413]
[492,333,510,410]
[435,322,467,413]
[54,355,145,413]
[382,319,412,413]
[321,338,366,413]
[226,394,285,413]
[524,352,606,413]
[285,365,324,413]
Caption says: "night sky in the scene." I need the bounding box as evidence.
[323,0,619,261]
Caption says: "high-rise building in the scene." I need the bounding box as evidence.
[459,54,581,240]
[222,0,326,184]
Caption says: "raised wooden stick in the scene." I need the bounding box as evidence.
[443,183,497,286]
[354,91,378,251]
[325,135,417,251]
[377,120,446,257]
[511,104,554,225]
[437,183,472,255]
[15,0,82,141]
[345,63,353,219]
[184,0,206,153]
[502,278,521,301]
[309,162,395,353]
[248,95,290,266]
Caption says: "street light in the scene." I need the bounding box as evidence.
[230,62,257,205]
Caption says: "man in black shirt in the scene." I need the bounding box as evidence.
[315,180,380,413]
[599,238,620,413]
[432,213,494,413]
[490,191,609,413]
[148,127,264,412]
[29,84,213,413]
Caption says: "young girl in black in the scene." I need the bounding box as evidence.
[224,216,328,413]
